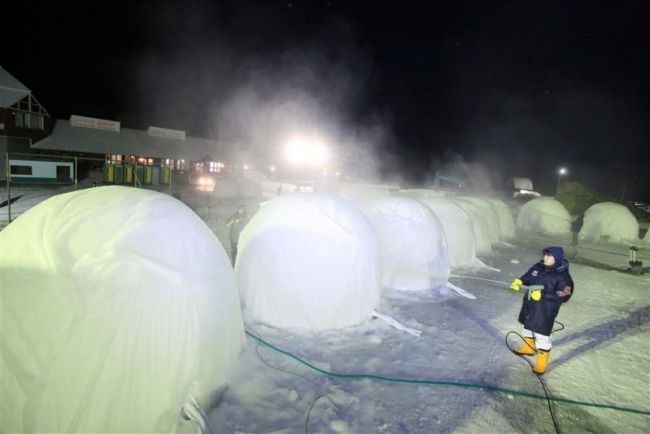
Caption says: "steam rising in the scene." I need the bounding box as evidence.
[207,48,397,180]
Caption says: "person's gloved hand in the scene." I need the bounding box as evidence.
[510,278,523,291]
[530,290,542,301]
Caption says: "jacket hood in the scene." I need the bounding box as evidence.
[543,246,569,271]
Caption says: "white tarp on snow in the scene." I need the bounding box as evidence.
[363,197,450,291]
[235,193,382,330]
[579,202,640,243]
[516,197,571,235]
[0,186,245,433]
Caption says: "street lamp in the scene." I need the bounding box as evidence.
[556,167,567,195]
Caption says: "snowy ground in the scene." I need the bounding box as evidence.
[202,243,649,434]
[2,184,649,433]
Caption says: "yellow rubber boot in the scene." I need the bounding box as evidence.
[533,350,550,375]
[513,337,536,356]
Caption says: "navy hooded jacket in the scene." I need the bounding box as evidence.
[517,246,574,335]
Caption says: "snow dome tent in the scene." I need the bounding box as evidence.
[235,193,382,330]
[487,198,516,239]
[454,197,502,244]
[450,198,494,253]
[363,196,450,291]
[406,195,479,268]
[0,186,245,433]
[578,202,640,243]
[516,197,571,235]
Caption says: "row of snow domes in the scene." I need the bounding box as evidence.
[517,197,649,244]
[1,185,518,432]
[234,187,520,331]
[10,186,617,433]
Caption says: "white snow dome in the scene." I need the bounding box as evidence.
[363,196,450,291]
[0,186,245,433]
[451,197,494,253]
[516,197,572,235]
[487,198,516,239]
[235,193,382,330]
[455,197,502,244]
[579,202,640,243]
[412,196,479,268]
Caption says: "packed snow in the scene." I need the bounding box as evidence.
[235,193,382,330]
[0,186,245,433]
[517,197,572,235]
[579,202,640,243]
[362,196,450,291]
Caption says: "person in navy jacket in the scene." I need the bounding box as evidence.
[509,246,574,374]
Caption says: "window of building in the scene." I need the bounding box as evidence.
[30,114,44,130]
[107,154,123,164]
[10,165,32,175]
[13,112,44,130]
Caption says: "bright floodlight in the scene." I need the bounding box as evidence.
[559,167,567,175]
[284,135,329,167]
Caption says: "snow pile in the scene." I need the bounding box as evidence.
[235,193,382,330]
[516,197,571,235]
[578,202,640,243]
[363,196,450,291]
[409,196,479,268]
[0,186,245,433]
[487,198,516,239]
[450,197,495,253]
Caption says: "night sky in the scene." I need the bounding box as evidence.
[4,0,650,200]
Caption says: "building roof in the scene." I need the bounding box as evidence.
[33,119,223,161]
[0,66,31,108]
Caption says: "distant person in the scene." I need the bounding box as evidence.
[571,212,584,246]
[225,204,248,264]
[509,246,574,375]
